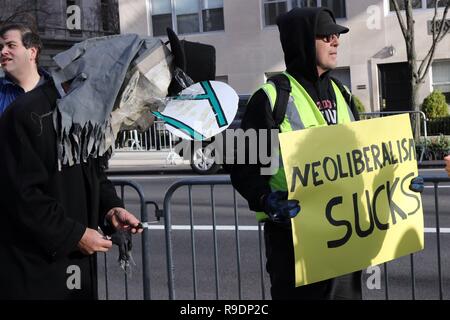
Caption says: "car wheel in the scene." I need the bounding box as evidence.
[190,145,221,175]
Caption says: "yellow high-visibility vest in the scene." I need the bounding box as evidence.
[256,72,354,221]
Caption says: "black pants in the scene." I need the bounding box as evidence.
[264,221,363,300]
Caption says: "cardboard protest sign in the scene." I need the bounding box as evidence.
[279,114,424,287]
[153,80,239,140]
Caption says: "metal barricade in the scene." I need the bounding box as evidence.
[162,176,449,300]
[98,179,151,300]
[98,175,449,300]
[359,111,429,162]
[163,176,268,300]
[379,176,450,300]
[115,121,177,152]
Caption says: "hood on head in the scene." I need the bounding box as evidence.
[276,7,341,81]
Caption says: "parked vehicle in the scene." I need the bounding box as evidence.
[176,94,249,174]
[114,95,249,174]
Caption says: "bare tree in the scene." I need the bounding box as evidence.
[390,0,450,137]
[1,1,119,36]
[0,0,52,31]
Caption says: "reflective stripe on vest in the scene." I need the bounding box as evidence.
[255,72,354,222]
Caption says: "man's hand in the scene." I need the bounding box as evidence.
[105,207,143,234]
[263,191,301,224]
[77,228,112,255]
[445,155,450,177]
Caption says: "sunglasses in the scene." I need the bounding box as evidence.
[316,33,340,43]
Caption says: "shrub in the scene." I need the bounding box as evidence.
[416,134,450,160]
[421,90,449,119]
[353,95,366,113]
[427,116,450,135]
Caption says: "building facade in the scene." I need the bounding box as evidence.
[120,0,450,112]
[0,0,120,69]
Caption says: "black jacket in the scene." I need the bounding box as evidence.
[0,81,122,299]
[231,7,359,211]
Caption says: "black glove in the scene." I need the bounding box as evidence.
[262,191,301,224]
[409,176,424,193]
[111,229,134,274]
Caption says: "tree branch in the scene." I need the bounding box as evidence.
[390,0,409,41]
[1,8,50,25]
[418,3,450,82]
[436,4,450,42]
[418,0,440,77]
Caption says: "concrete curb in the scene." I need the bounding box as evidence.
[418,160,445,168]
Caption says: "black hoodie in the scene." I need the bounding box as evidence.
[278,7,323,82]
[278,7,343,125]
[231,7,357,212]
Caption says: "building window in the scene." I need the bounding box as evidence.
[203,0,225,32]
[176,0,200,34]
[263,0,346,26]
[100,0,120,34]
[321,0,346,18]
[389,0,447,11]
[432,60,450,104]
[151,0,224,36]
[101,0,110,31]
[264,0,288,26]
[389,0,421,11]
[151,0,173,37]
[426,0,449,8]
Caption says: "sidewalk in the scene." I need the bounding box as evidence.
[107,150,192,174]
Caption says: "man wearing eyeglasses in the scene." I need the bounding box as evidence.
[231,7,362,300]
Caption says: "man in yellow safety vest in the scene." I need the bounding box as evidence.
[231,7,362,300]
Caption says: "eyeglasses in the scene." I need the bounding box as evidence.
[316,33,340,43]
